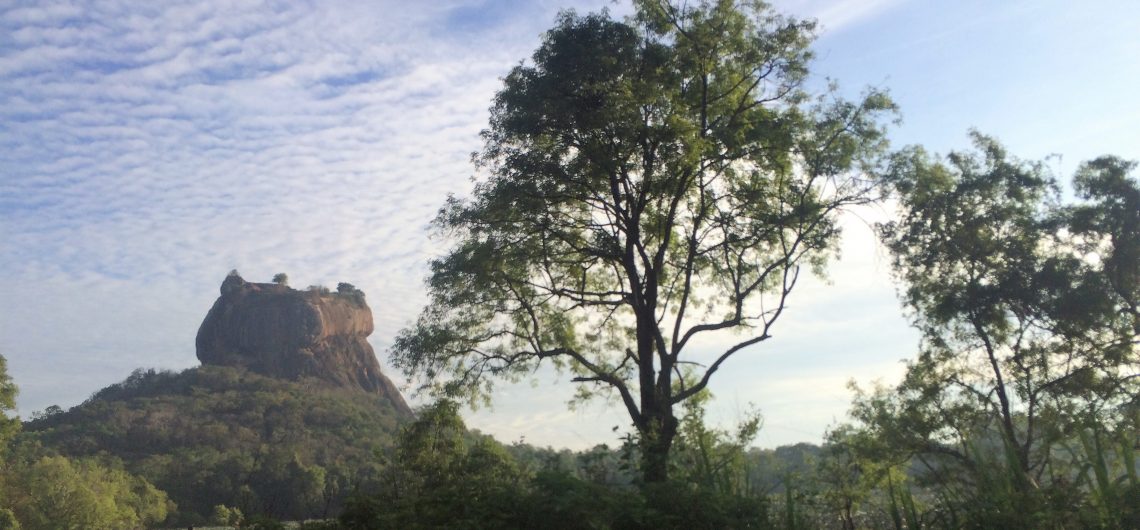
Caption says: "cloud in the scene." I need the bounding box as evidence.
[0,0,537,411]
[0,0,633,411]
[815,0,903,33]
[778,0,904,34]
[1,0,910,449]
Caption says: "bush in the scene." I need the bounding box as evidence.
[244,514,286,530]
[306,285,331,295]
[336,283,366,306]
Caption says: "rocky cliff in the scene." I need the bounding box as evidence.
[196,273,411,415]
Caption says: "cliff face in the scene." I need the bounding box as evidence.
[196,273,411,415]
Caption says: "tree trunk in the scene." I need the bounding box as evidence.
[632,277,677,483]
[639,407,679,483]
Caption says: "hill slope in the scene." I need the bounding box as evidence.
[26,365,407,525]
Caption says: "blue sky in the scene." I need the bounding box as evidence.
[2,0,1137,449]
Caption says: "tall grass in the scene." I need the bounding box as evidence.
[886,475,922,530]
[1068,427,1140,529]
[877,427,1139,530]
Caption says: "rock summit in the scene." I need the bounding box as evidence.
[196,272,411,415]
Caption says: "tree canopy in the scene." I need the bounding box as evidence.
[0,355,17,450]
[393,0,896,482]
[836,134,1140,527]
[0,355,175,529]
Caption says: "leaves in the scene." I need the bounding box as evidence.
[840,134,1140,528]
[393,0,895,482]
[0,356,18,451]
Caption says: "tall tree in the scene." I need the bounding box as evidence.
[876,133,1061,481]
[393,0,895,482]
[865,133,1140,491]
[1067,156,1140,345]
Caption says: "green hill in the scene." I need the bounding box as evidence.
[25,365,407,526]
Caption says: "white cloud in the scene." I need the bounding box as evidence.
[10,0,1132,454]
[0,0,545,414]
[773,0,903,33]
[0,0,917,447]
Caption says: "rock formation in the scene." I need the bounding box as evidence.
[196,272,411,415]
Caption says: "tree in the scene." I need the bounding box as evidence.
[874,133,1138,473]
[341,400,525,529]
[0,509,17,530]
[337,283,366,306]
[393,0,895,482]
[0,355,17,450]
[212,505,243,527]
[875,133,1064,480]
[671,390,761,496]
[272,273,289,286]
[845,133,1140,525]
[0,356,19,530]
[1,453,172,530]
[813,425,900,530]
[1067,156,1140,348]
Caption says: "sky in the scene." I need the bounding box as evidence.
[2,0,1138,450]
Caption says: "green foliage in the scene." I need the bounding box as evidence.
[244,513,287,530]
[0,509,18,530]
[0,447,172,530]
[212,504,243,527]
[812,426,901,529]
[395,0,895,483]
[830,135,1140,528]
[25,366,403,525]
[0,356,169,529]
[672,390,762,496]
[1067,424,1140,529]
[515,470,640,529]
[272,273,289,286]
[341,400,526,529]
[1069,156,1140,332]
[637,479,770,530]
[877,133,1065,476]
[342,398,788,529]
[298,520,344,530]
[872,132,1137,466]
[885,475,920,530]
[27,405,61,422]
[0,356,18,451]
[336,283,366,306]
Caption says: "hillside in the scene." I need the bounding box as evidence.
[26,365,407,525]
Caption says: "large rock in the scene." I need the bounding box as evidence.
[196,272,411,415]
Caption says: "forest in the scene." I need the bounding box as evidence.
[0,0,1137,528]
